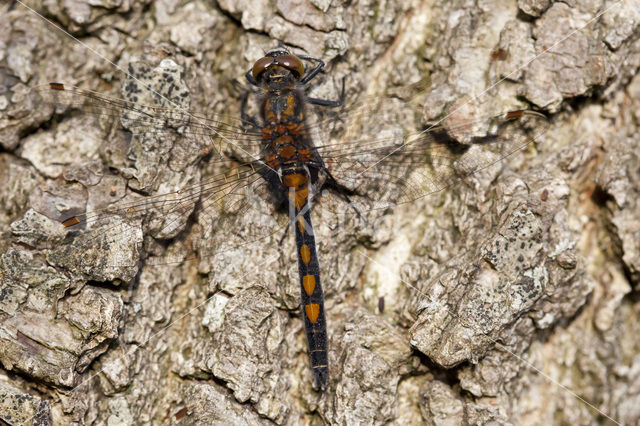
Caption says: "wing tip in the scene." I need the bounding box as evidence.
[61,216,80,227]
[505,110,525,119]
[505,109,547,120]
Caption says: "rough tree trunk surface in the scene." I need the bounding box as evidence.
[1,0,639,424]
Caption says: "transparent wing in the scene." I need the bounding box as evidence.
[38,82,263,167]
[31,69,548,280]
[32,79,287,279]
[42,159,287,279]
[313,109,549,211]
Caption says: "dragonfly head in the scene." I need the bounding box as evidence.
[252,52,305,86]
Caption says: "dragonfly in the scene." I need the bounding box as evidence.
[35,49,548,391]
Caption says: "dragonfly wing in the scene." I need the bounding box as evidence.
[33,62,284,280]
[191,162,290,277]
[317,109,549,212]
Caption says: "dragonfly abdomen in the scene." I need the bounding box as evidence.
[283,171,328,390]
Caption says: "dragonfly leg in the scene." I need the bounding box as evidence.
[305,75,346,107]
[278,221,291,246]
[238,85,261,129]
[298,55,326,84]
[323,171,367,224]
[244,69,259,86]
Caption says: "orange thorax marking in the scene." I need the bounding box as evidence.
[264,106,276,122]
[286,121,302,135]
[277,143,296,160]
[265,153,278,168]
[283,93,296,117]
[261,126,273,139]
[298,148,311,162]
[264,94,298,124]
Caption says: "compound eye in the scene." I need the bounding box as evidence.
[252,56,276,80]
[275,54,304,77]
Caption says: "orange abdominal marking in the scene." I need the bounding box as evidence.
[302,274,316,296]
[297,216,305,234]
[305,303,320,323]
[300,244,311,264]
[283,173,308,188]
[293,186,308,210]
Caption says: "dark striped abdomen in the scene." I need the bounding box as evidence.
[283,172,328,390]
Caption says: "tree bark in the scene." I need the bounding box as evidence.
[1,0,639,424]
